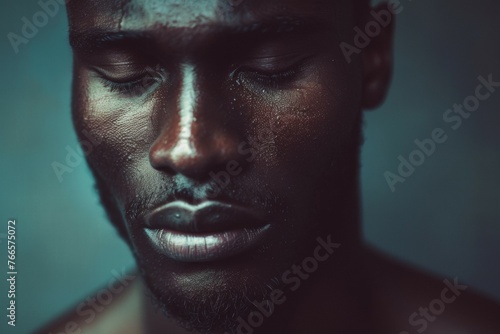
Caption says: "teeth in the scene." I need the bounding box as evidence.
[163,231,220,249]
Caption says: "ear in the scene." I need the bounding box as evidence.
[361,2,395,110]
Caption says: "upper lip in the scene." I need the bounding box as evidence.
[144,201,268,233]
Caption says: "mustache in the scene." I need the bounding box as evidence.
[124,175,279,223]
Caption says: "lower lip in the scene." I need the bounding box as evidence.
[144,226,271,262]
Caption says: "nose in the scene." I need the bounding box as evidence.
[149,63,244,180]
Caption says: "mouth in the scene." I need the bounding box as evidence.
[143,201,271,262]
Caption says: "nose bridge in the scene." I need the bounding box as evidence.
[149,62,242,179]
[169,63,198,161]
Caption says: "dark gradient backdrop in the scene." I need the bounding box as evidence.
[1,0,499,333]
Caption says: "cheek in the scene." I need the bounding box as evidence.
[234,58,362,181]
[72,68,158,201]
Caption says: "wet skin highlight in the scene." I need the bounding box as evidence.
[66,0,386,332]
[32,1,500,334]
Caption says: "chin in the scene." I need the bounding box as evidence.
[136,252,284,333]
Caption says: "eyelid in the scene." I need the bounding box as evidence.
[231,55,311,91]
[91,62,168,87]
[236,54,313,76]
[90,65,150,83]
[90,64,167,97]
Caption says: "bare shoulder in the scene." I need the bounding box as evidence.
[35,270,143,334]
[365,245,500,334]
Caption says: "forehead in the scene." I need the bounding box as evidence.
[67,0,340,33]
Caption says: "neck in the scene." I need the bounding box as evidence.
[255,212,367,334]
[259,161,366,333]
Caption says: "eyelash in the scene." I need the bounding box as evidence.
[98,68,166,96]
[235,59,308,89]
[97,58,306,95]
[245,68,301,88]
[100,78,149,95]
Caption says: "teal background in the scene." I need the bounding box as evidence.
[1,0,499,333]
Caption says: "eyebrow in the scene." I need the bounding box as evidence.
[69,16,330,51]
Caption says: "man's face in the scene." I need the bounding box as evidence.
[68,0,376,331]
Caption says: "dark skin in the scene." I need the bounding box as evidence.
[38,0,500,333]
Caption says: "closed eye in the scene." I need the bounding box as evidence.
[232,56,312,89]
[93,65,167,97]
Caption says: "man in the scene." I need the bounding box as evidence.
[40,0,500,333]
